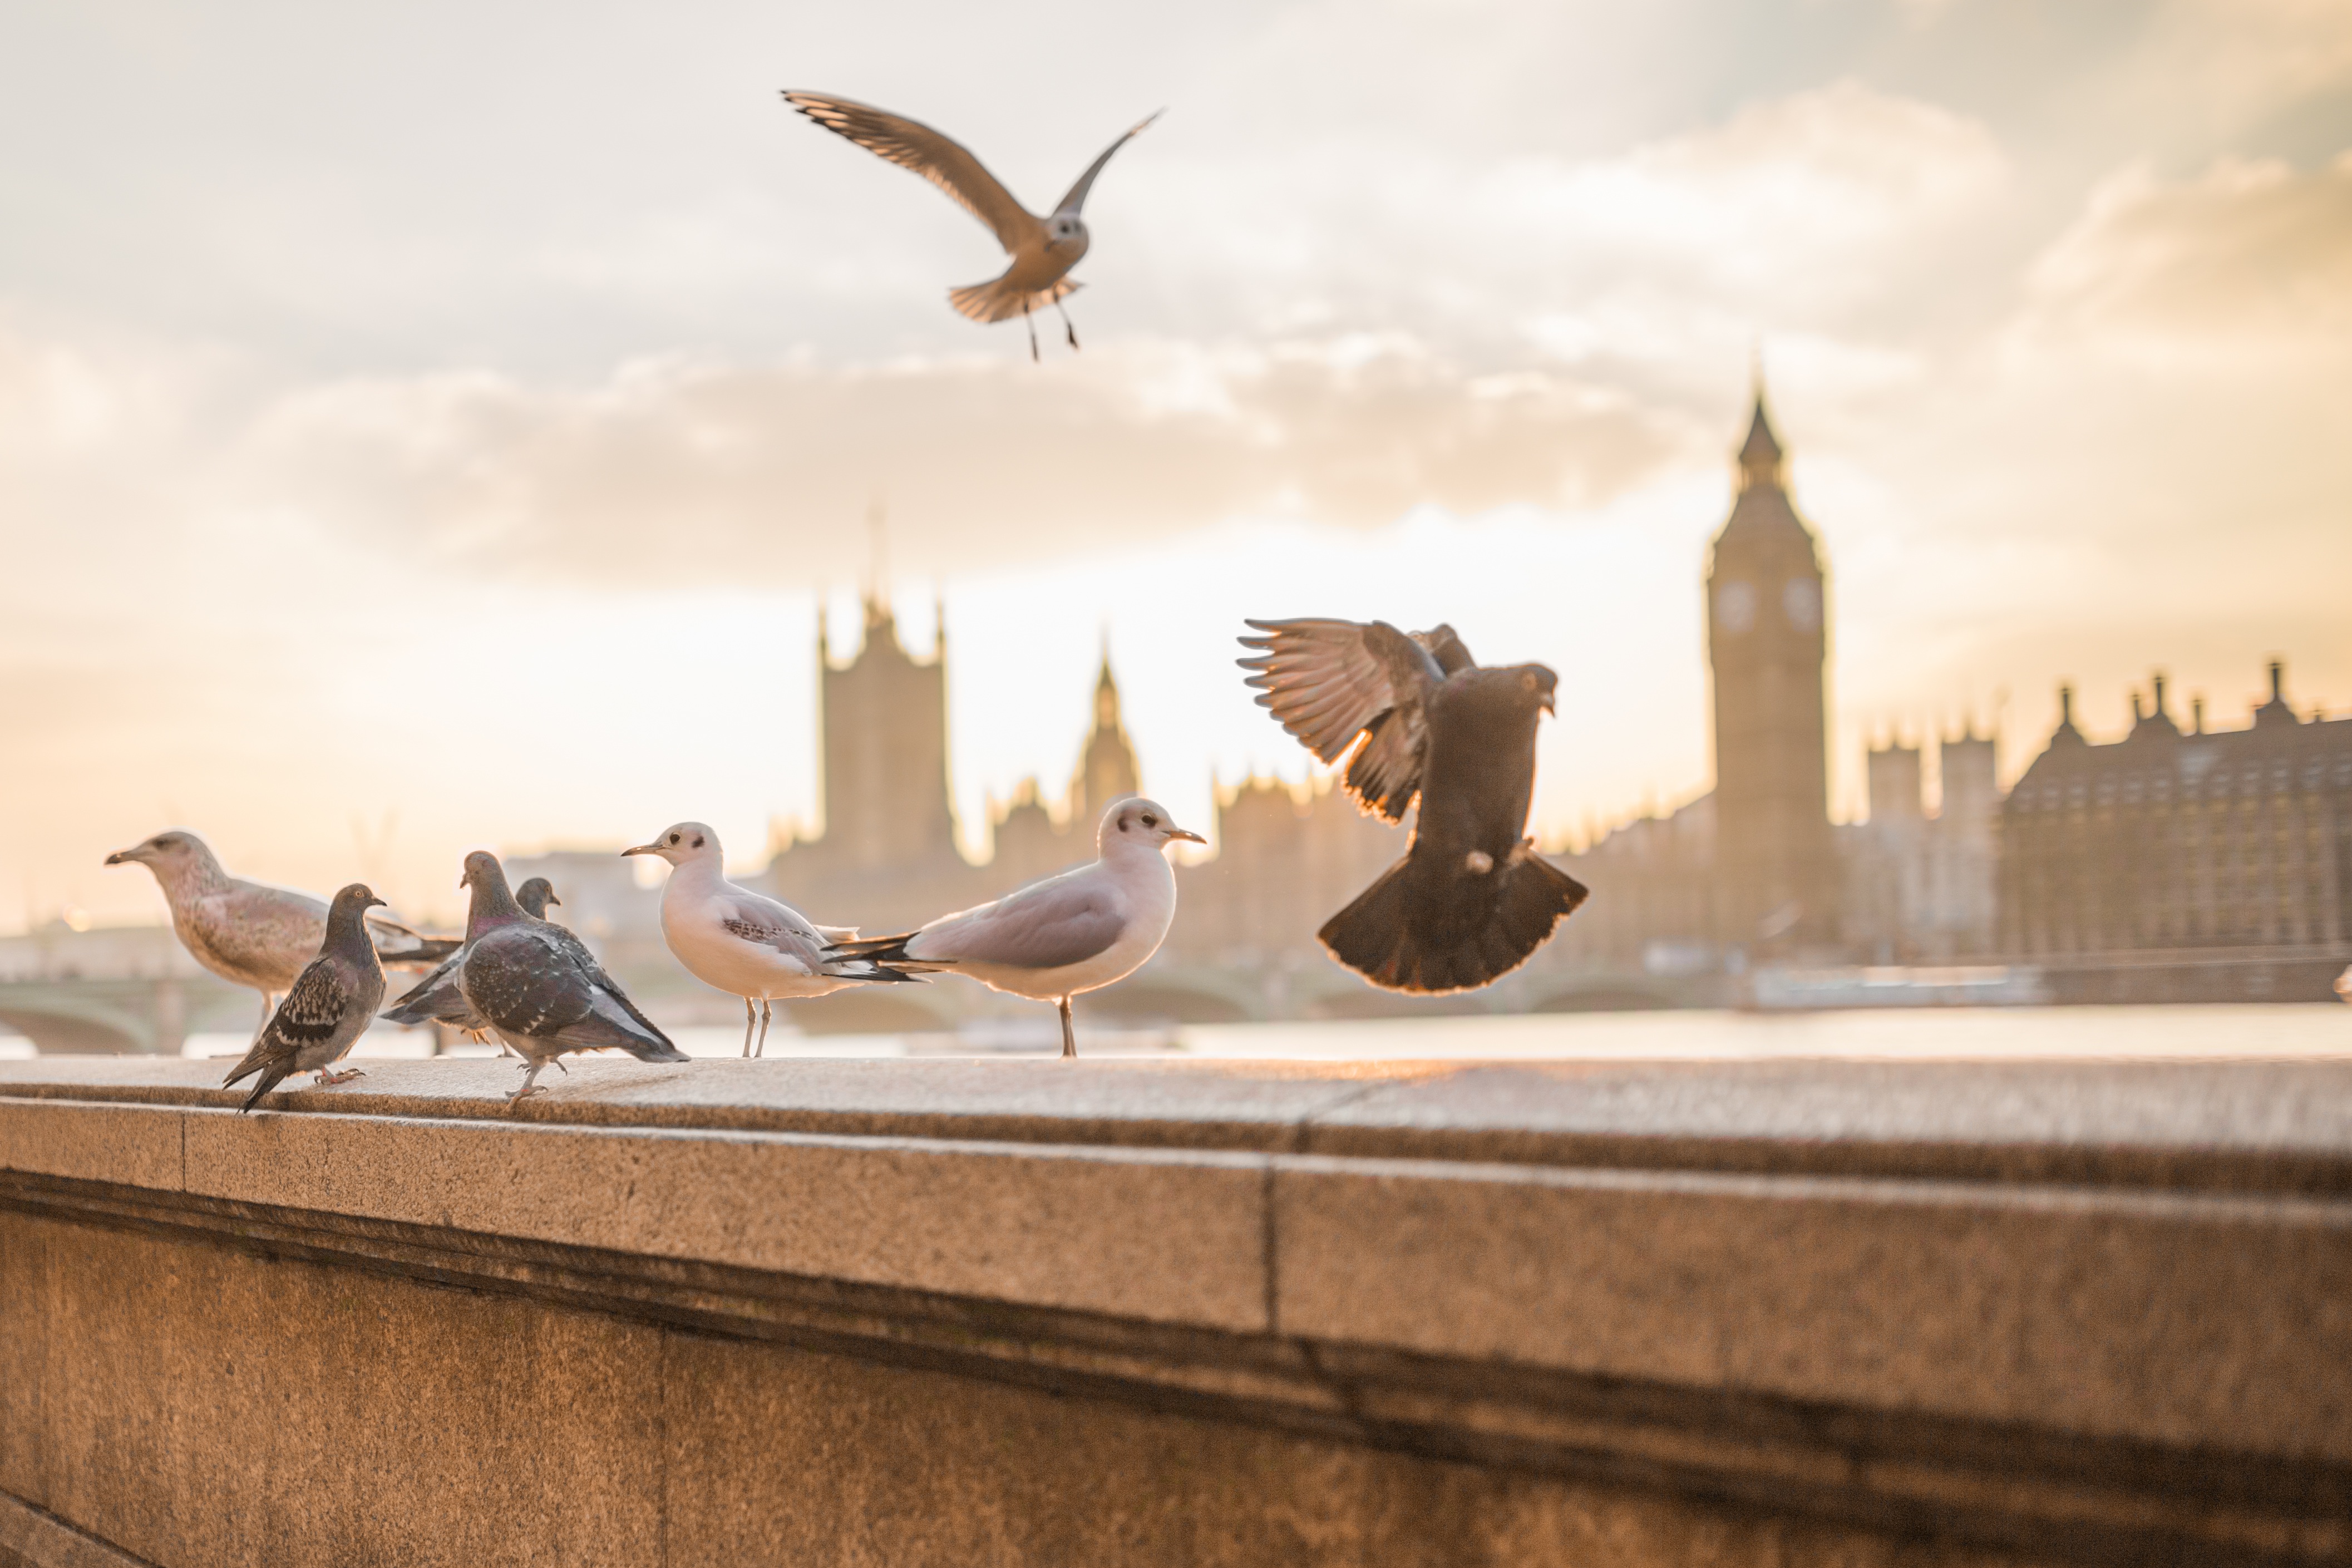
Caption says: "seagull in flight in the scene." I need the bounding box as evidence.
[783,90,1159,361]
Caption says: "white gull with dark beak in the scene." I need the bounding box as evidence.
[829,797,1204,1057]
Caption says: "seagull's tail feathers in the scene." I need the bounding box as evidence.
[949,274,1079,325]
[825,932,950,979]
[1320,848,1589,996]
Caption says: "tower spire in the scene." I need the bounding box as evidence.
[864,494,890,626]
[1737,373,1784,493]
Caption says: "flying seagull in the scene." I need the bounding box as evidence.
[452,852,688,1102]
[381,874,563,1051]
[830,797,1203,1057]
[220,884,388,1112]
[105,830,458,1041]
[624,821,916,1058]
[1238,618,1589,994]
[782,90,1158,361]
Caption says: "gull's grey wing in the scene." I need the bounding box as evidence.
[200,880,331,980]
[785,91,1043,254]
[364,912,460,965]
[1052,110,1161,217]
[912,875,1125,972]
[1237,618,1447,823]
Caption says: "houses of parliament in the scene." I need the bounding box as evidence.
[524,387,2349,1019]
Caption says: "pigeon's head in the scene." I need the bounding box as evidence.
[457,850,506,893]
[327,883,388,923]
[1099,797,1206,857]
[515,877,560,919]
[623,822,721,867]
[1514,664,1559,717]
[104,829,211,876]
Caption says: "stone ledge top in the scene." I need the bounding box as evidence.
[6,1048,2352,1191]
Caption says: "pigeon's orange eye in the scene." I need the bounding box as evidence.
[1520,672,1537,692]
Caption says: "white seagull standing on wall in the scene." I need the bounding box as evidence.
[624,821,914,1057]
[782,90,1160,361]
[829,798,1204,1057]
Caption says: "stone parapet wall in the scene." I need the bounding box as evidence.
[3,1054,2350,1565]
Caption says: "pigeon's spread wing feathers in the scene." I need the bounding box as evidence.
[1052,111,1160,216]
[785,92,1043,254]
[1239,618,1447,822]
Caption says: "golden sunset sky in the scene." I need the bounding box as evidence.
[3,0,2347,931]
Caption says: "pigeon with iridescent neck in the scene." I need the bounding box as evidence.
[452,852,687,1102]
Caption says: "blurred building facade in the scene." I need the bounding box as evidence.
[1998,663,2352,1000]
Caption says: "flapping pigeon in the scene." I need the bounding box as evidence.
[783,90,1158,361]
[625,821,915,1058]
[1238,619,1588,993]
[830,798,1203,1057]
[220,884,388,1112]
[105,830,459,1041]
[381,874,563,1048]
[452,852,687,1102]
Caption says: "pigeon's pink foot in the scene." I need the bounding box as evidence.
[506,1084,545,1104]
[315,1067,366,1087]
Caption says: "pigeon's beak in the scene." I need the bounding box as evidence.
[367,895,388,910]
[457,869,472,891]
[1167,827,1207,845]
[621,844,659,858]
[1539,691,1556,716]
[545,891,563,908]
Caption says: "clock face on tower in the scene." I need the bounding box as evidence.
[1782,578,1822,631]
[1715,580,1756,634]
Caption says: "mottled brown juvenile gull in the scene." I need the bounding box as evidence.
[624,821,915,1058]
[105,830,458,1041]
[830,798,1202,1057]
[783,90,1158,361]
[1238,618,1587,994]
[220,884,387,1112]
[452,852,687,1102]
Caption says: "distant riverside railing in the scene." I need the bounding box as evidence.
[5,1052,2350,1567]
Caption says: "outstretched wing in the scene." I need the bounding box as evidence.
[1052,110,1161,217]
[1237,618,1449,823]
[785,91,1043,255]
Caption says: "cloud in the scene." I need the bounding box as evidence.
[2024,151,2352,352]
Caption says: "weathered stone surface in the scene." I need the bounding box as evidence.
[1271,1154,2352,1462]
[3,1210,663,1568]
[0,1099,179,1189]
[179,1108,1272,1329]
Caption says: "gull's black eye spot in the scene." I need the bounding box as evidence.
[692,835,704,849]
[1119,818,1131,831]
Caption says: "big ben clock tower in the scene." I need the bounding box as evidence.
[1705,385,1838,953]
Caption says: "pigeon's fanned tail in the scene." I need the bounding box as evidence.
[949,274,1079,325]
[1319,852,1589,996]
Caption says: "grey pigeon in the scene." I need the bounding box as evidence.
[1238,618,1589,994]
[830,798,1203,1057]
[783,91,1158,361]
[220,884,389,1112]
[381,875,562,1048]
[453,852,688,1102]
[105,829,459,1041]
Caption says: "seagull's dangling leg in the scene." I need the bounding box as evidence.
[741,996,756,1058]
[1024,303,1039,363]
[1057,997,1077,1059]
[1057,299,1080,352]
[755,998,773,1058]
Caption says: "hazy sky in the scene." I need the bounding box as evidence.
[3,0,2347,930]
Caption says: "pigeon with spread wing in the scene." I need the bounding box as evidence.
[1238,618,1587,994]
[783,90,1158,361]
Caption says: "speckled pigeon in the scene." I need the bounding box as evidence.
[220,883,388,1112]
[1237,617,1588,994]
